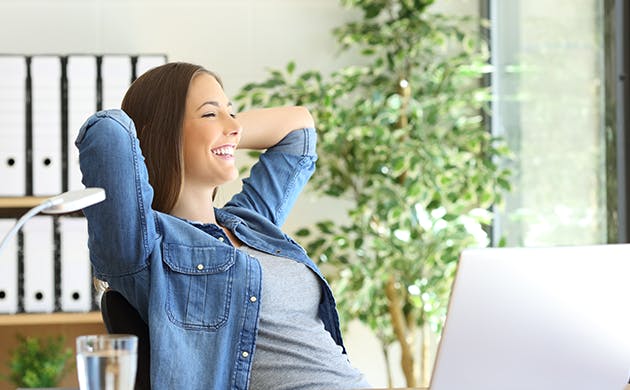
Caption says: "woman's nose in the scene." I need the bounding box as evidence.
[224,114,242,136]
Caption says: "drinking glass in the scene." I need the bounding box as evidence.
[76,334,138,390]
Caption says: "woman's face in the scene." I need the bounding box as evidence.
[181,72,242,189]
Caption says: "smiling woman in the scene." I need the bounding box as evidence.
[75,61,370,389]
[177,73,242,210]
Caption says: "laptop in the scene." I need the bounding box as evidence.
[430,244,630,390]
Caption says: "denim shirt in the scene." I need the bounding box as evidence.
[75,109,344,390]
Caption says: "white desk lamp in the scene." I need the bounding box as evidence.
[0,187,106,254]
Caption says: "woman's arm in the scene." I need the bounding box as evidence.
[76,110,158,277]
[224,106,317,227]
[236,106,314,150]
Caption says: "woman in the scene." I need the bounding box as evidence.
[76,62,370,389]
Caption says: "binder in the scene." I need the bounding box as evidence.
[101,55,132,110]
[0,56,27,196]
[0,219,19,313]
[67,55,97,191]
[135,54,167,78]
[31,56,62,196]
[22,216,55,313]
[59,217,92,312]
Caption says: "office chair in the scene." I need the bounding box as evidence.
[100,288,151,390]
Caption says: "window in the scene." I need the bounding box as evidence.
[488,0,624,246]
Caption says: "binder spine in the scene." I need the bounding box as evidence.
[53,216,61,312]
[96,55,103,111]
[61,56,68,193]
[91,267,98,312]
[131,55,138,82]
[17,230,24,313]
[25,56,32,196]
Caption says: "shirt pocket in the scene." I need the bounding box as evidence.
[163,243,235,331]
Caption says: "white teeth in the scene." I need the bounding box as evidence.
[211,146,234,156]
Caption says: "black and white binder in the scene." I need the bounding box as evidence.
[0,218,19,313]
[101,55,132,110]
[0,56,27,196]
[22,216,55,313]
[135,54,167,78]
[67,55,97,191]
[31,56,62,196]
[59,216,92,312]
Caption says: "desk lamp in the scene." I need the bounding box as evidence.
[0,187,106,254]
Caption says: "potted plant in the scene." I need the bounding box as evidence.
[4,334,74,388]
[235,0,512,386]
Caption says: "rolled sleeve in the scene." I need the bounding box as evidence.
[266,127,317,157]
[225,127,317,227]
[75,109,157,277]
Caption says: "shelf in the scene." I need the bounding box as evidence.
[0,196,86,218]
[0,196,46,218]
[0,196,46,208]
[0,311,103,326]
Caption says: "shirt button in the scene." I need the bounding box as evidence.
[197,264,204,270]
[241,351,249,358]
[218,237,225,242]
[275,250,281,254]
[249,296,257,303]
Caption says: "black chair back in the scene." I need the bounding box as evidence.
[100,289,151,390]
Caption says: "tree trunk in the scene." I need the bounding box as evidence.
[381,342,393,388]
[385,276,417,387]
[420,322,431,387]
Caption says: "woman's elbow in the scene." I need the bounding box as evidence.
[294,106,315,129]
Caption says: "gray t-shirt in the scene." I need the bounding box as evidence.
[240,246,371,390]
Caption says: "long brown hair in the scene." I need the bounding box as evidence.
[121,62,222,213]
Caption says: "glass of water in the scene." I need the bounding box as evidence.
[76,334,138,390]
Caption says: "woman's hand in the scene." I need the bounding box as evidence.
[235,106,314,150]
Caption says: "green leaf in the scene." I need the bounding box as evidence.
[317,220,335,234]
[295,228,310,237]
[287,61,296,75]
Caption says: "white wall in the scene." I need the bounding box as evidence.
[0,0,477,387]
[0,0,359,97]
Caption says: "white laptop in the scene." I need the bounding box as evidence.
[430,244,630,390]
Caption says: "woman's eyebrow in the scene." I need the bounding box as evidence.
[196,101,233,111]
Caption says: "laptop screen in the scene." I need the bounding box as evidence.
[430,244,630,390]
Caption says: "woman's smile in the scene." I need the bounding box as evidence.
[211,144,236,160]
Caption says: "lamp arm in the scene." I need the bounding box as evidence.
[0,199,55,255]
[0,188,105,256]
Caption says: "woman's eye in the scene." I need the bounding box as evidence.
[202,112,216,118]
[230,113,237,119]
